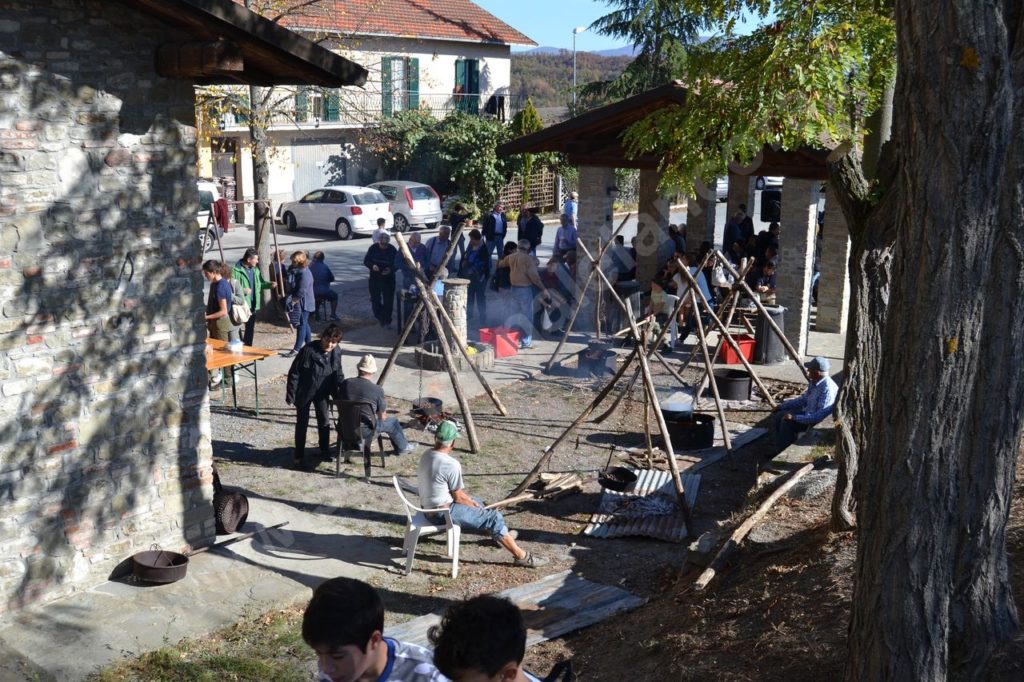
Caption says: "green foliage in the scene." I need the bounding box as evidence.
[622,0,895,194]
[358,108,435,179]
[509,98,552,204]
[411,112,514,207]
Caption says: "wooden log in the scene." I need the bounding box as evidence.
[688,288,733,461]
[484,493,536,509]
[716,252,810,380]
[544,213,632,371]
[378,224,466,385]
[509,347,639,497]
[694,461,815,590]
[394,233,508,416]
[673,257,776,407]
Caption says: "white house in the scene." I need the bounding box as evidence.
[199,0,535,223]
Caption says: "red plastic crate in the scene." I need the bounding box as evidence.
[479,327,521,358]
[720,333,755,364]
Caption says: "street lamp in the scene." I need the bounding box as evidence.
[572,26,588,111]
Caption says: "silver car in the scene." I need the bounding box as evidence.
[368,181,443,232]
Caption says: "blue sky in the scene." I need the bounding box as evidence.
[473,0,769,52]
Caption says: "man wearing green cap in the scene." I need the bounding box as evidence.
[418,421,548,568]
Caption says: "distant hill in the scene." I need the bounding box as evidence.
[591,46,639,57]
[511,51,632,108]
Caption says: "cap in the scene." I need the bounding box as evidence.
[517,238,531,251]
[357,354,378,374]
[435,420,458,444]
[804,356,830,373]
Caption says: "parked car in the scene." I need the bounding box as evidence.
[756,175,784,190]
[197,179,222,253]
[716,177,728,202]
[368,181,442,232]
[277,186,392,239]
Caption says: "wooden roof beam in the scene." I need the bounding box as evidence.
[156,40,244,79]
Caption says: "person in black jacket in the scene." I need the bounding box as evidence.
[363,233,398,327]
[286,324,345,471]
[520,206,544,255]
[481,202,508,260]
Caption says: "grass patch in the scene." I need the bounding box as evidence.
[89,604,310,682]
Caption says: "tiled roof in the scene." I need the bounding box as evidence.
[253,0,535,46]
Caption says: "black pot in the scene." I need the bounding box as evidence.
[131,549,189,584]
[577,348,616,376]
[412,397,443,417]
[665,413,716,450]
[712,369,752,401]
[598,466,638,492]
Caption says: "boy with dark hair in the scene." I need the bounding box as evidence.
[429,595,541,682]
[303,577,446,682]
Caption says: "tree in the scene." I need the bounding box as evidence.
[415,112,514,208]
[622,0,1023,677]
[357,108,434,179]
[583,0,706,101]
[509,98,546,205]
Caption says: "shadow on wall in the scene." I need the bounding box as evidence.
[0,40,211,611]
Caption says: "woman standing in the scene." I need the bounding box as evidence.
[282,250,315,358]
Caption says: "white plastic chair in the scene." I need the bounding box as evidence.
[663,293,680,347]
[392,475,461,578]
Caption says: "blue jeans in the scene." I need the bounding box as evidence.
[771,411,809,457]
[293,310,311,352]
[509,285,536,346]
[365,416,409,452]
[486,236,506,261]
[447,496,509,542]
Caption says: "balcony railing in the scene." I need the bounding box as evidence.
[220,91,528,130]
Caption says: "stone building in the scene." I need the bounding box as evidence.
[0,0,365,612]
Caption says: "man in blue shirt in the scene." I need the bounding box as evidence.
[769,356,839,457]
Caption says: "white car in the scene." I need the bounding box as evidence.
[368,181,443,232]
[756,175,784,190]
[277,186,393,240]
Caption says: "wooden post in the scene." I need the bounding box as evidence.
[673,257,776,407]
[393,233,508,417]
[378,225,466,385]
[717,251,810,381]
[679,257,754,375]
[596,236,603,340]
[510,348,639,497]
[688,288,733,460]
[544,214,631,370]
[624,298,694,537]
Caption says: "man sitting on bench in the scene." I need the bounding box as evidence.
[336,354,416,456]
[768,356,838,460]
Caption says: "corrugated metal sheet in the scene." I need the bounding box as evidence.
[583,469,701,543]
[387,570,646,648]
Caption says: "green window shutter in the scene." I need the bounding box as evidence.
[326,89,340,121]
[296,87,308,120]
[407,58,419,110]
[467,59,480,95]
[381,57,393,117]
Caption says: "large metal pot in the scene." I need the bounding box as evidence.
[131,549,189,584]
[412,397,443,417]
[665,413,716,450]
[598,466,637,492]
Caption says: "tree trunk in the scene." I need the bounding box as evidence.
[825,143,898,532]
[249,85,276,321]
[846,1,1024,679]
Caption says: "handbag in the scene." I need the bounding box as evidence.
[711,263,733,288]
[285,295,302,327]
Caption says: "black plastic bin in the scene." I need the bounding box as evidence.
[754,305,787,364]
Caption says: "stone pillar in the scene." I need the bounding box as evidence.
[726,172,756,222]
[815,185,851,333]
[636,168,669,286]
[775,179,820,355]
[575,165,616,331]
[442,278,470,345]
[686,186,717,252]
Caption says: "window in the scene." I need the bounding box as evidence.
[382,57,420,117]
[375,184,398,200]
[354,191,387,205]
[454,59,480,114]
[300,190,325,203]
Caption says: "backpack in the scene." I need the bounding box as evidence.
[228,279,251,326]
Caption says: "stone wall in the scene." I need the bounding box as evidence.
[0,0,215,612]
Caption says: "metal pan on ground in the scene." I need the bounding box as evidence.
[598,466,638,492]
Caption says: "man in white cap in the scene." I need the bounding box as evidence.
[769,356,839,457]
[337,354,415,456]
[418,420,547,568]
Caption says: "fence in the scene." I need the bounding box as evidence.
[499,168,559,212]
